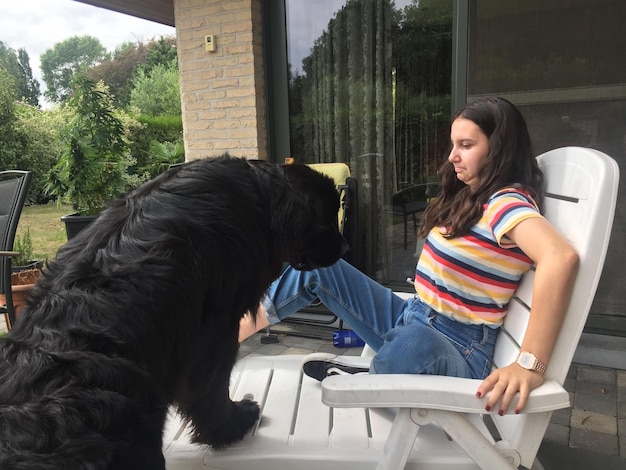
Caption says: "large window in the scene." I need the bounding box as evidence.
[281,0,453,285]
[468,0,626,333]
[270,0,626,334]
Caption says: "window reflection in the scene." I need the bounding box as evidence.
[469,0,626,332]
[285,0,453,284]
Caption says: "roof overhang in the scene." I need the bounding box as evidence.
[73,0,175,27]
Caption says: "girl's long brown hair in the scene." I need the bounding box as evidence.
[418,97,544,239]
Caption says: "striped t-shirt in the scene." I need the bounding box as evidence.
[414,187,543,327]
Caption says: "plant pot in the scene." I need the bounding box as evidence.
[0,268,41,327]
[61,213,98,240]
[11,260,44,273]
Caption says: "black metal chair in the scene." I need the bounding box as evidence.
[392,184,432,250]
[0,170,33,330]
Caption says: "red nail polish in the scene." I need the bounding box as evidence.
[485,405,491,412]
[515,409,520,415]
[476,392,482,398]
[498,410,504,416]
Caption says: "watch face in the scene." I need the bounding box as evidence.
[518,352,536,369]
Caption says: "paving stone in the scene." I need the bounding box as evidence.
[281,346,315,355]
[551,406,572,426]
[544,422,570,446]
[617,419,626,456]
[564,376,576,393]
[571,408,617,434]
[569,427,619,456]
[574,380,617,416]
[577,365,616,385]
[567,363,579,379]
[617,370,626,388]
[255,343,288,356]
[612,391,625,415]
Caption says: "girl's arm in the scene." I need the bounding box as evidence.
[476,216,579,414]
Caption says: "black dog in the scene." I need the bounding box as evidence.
[0,155,347,469]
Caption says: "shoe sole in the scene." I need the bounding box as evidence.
[301,352,369,381]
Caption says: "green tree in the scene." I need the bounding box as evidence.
[17,48,40,106]
[0,42,39,106]
[12,103,67,203]
[130,58,181,116]
[47,76,133,215]
[40,35,107,103]
[0,68,19,169]
[140,36,178,77]
[87,40,150,107]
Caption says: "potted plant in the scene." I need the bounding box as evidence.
[46,75,136,239]
[0,229,43,324]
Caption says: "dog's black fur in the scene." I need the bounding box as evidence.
[0,155,347,469]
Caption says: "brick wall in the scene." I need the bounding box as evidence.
[174,0,267,160]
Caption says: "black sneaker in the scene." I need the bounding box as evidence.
[301,353,369,381]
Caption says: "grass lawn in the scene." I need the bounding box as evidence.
[16,204,72,261]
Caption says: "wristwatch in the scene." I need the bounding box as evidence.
[516,352,547,374]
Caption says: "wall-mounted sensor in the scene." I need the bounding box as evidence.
[205,35,216,52]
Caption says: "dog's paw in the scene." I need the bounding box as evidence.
[192,398,260,449]
[231,398,260,435]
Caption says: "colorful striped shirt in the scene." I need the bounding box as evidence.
[414,187,543,327]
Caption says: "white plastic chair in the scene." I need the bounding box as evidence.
[164,147,619,470]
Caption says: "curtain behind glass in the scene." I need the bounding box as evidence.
[289,0,394,279]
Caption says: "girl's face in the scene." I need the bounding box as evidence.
[448,117,489,190]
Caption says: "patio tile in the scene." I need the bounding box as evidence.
[569,427,619,456]
[571,409,617,435]
[574,380,617,416]
[551,406,572,426]
[544,422,570,446]
[577,365,616,385]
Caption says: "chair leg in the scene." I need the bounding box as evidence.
[403,214,408,250]
[376,408,420,470]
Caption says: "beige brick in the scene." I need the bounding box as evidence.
[196,69,224,81]
[212,120,241,130]
[197,110,228,121]
[226,87,255,98]
[212,79,240,89]
[230,128,258,139]
[197,90,227,101]
[187,130,225,140]
[571,408,618,435]
[213,100,241,109]
[225,44,253,55]
[224,22,252,35]
[228,108,256,119]
[186,140,214,150]
[181,81,212,93]
[617,370,626,388]
[222,0,248,12]
[184,120,214,131]
[208,57,239,68]
[225,65,255,78]
[214,140,241,149]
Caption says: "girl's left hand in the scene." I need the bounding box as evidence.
[475,363,545,414]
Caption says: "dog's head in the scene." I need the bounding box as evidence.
[280,164,349,271]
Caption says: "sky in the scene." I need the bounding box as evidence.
[0,0,175,100]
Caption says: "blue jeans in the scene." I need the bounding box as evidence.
[263,259,497,379]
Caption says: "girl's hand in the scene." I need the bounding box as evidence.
[475,363,545,414]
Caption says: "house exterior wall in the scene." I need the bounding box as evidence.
[174,0,267,160]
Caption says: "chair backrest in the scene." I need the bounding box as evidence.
[0,171,33,319]
[308,163,360,268]
[491,147,619,453]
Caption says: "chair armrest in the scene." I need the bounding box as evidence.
[321,374,570,414]
[0,251,20,257]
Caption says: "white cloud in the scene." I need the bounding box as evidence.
[0,0,175,103]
